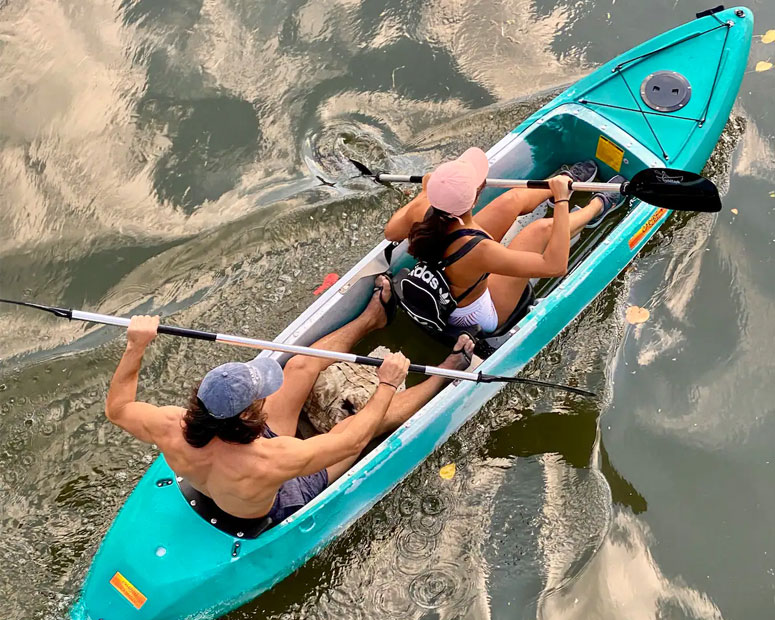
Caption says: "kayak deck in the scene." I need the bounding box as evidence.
[71,7,752,620]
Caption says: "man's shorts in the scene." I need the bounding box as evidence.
[263,425,329,524]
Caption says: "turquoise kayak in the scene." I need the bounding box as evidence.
[71,7,753,619]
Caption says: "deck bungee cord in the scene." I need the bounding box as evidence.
[579,8,740,159]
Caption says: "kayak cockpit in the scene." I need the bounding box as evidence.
[258,103,666,487]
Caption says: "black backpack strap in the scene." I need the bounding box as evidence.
[444,228,492,243]
[454,272,489,303]
[437,235,489,268]
[437,231,491,303]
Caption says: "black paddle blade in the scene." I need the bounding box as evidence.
[0,298,71,318]
[625,168,722,212]
[348,158,375,177]
[479,373,596,398]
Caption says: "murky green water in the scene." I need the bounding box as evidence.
[1,0,774,618]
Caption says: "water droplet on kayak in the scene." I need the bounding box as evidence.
[155,546,166,557]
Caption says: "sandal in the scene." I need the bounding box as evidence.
[373,274,397,325]
[451,331,477,367]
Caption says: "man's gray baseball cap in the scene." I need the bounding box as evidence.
[197,358,284,419]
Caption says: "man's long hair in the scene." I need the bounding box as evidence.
[182,382,267,448]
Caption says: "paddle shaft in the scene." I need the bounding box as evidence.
[2,306,586,394]
[64,310,475,379]
[0,300,595,395]
[375,174,620,193]
[352,158,720,212]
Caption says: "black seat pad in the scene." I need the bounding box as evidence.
[178,479,272,539]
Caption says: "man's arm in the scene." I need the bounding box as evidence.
[384,174,432,241]
[105,315,173,444]
[268,353,411,478]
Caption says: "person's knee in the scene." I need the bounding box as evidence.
[284,354,318,377]
[525,218,553,239]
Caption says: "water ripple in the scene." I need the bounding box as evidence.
[408,562,467,609]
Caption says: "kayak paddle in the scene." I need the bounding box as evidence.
[349,159,722,213]
[0,299,595,397]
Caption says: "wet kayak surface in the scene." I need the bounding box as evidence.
[0,1,774,619]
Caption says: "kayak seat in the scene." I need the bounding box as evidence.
[473,282,536,357]
[178,479,272,539]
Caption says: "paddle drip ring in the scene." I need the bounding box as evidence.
[641,71,692,112]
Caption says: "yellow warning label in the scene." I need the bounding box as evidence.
[110,572,147,610]
[596,135,625,172]
[628,208,668,250]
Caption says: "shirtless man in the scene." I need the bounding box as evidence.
[105,277,473,533]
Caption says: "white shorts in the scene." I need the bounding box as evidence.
[449,288,499,334]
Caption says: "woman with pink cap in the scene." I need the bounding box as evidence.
[384,148,625,333]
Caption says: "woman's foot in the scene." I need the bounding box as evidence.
[537,160,599,210]
[560,160,599,185]
[586,175,628,228]
[364,275,395,329]
[439,333,476,371]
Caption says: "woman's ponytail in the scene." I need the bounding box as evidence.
[408,207,454,262]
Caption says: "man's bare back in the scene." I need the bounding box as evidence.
[139,403,395,519]
[102,281,473,525]
[141,406,289,518]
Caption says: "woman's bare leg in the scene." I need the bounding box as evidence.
[474,188,554,242]
[487,198,604,323]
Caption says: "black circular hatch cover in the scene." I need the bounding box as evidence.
[640,71,692,112]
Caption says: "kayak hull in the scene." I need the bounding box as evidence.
[71,8,753,620]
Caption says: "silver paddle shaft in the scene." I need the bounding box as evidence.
[375,174,622,193]
[0,301,589,394]
[485,179,621,192]
[72,310,478,383]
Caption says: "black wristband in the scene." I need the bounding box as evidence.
[553,199,569,204]
[379,381,399,390]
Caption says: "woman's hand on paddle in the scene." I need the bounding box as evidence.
[548,175,572,204]
[421,173,431,193]
[127,315,160,349]
[378,352,410,387]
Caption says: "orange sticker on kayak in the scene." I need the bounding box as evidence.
[596,136,625,172]
[628,208,668,250]
[110,572,147,609]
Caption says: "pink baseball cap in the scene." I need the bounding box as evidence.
[426,147,489,216]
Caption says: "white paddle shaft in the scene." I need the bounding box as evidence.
[72,310,478,382]
[375,174,621,193]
